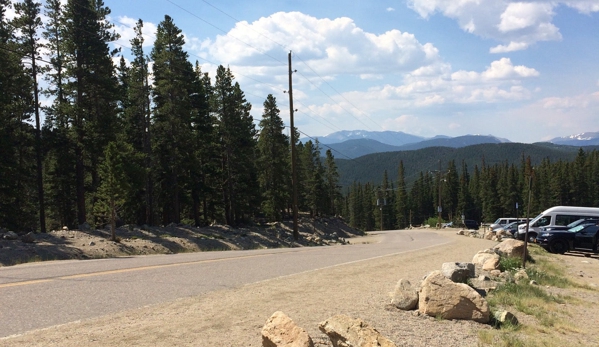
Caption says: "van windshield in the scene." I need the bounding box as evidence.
[532,216,551,227]
[528,214,542,225]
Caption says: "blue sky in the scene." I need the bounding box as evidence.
[31,1,599,143]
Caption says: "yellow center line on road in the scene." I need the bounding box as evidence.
[0,279,53,288]
[0,249,307,289]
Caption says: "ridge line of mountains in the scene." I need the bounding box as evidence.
[306,130,599,188]
[302,130,599,160]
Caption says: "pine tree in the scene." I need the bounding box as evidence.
[95,141,134,241]
[151,15,195,224]
[212,65,258,224]
[323,149,341,216]
[122,19,153,225]
[349,181,361,229]
[42,0,77,229]
[230,82,259,222]
[257,94,290,221]
[457,161,473,222]
[188,62,217,226]
[63,0,120,225]
[443,160,459,221]
[13,0,46,232]
[570,149,589,206]
[395,161,408,229]
[0,0,37,230]
[300,140,326,217]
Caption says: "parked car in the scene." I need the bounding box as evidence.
[489,218,527,230]
[539,218,599,232]
[536,222,599,254]
[492,221,521,237]
[463,220,479,230]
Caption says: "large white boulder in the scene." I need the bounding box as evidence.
[418,271,490,323]
[493,239,527,259]
[472,249,500,268]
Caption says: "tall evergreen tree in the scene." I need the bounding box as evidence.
[443,160,459,221]
[0,0,37,230]
[323,149,341,216]
[120,19,154,225]
[212,65,258,224]
[13,0,46,232]
[457,161,473,221]
[300,140,326,217]
[151,15,195,224]
[257,94,290,221]
[570,149,589,206]
[187,62,217,226]
[395,161,408,229]
[62,0,120,225]
[42,0,77,229]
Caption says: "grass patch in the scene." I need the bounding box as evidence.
[487,282,566,320]
[499,257,522,272]
[477,331,569,347]
[479,250,595,346]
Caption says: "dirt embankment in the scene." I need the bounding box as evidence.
[0,217,364,267]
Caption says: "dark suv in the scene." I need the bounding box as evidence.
[463,220,479,230]
[539,218,599,232]
[536,221,599,254]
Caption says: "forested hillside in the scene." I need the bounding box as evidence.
[0,0,342,233]
[338,145,599,231]
[336,142,597,187]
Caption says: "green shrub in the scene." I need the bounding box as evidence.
[425,217,447,226]
[499,257,522,272]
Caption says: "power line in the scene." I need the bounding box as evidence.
[165,0,286,66]
[10,0,360,162]
[296,129,357,162]
[112,17,286,96]
[162,0,395,141]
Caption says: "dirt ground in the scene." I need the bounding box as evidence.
[2,228,599,346]
[0,217,362,267]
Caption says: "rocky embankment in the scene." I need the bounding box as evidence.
[260,238,527,347]
[0,217,364,266]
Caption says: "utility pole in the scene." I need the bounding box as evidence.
[288,51,299,240]
[437,160,442,229]
[522,170,533,269]
[377,188,384,231]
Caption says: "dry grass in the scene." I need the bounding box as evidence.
[479,244,599,347]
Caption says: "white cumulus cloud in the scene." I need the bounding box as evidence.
[201,12,441,77]
[407,0,598,52]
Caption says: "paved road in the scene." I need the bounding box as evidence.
[0,230,450,338]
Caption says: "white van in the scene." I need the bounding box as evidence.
[516,206,599,242]
[489,218,526,230]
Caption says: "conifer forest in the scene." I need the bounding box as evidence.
[1,0,597,233]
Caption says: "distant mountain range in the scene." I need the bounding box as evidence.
[302,130,599,159]
[335,142,599,188]
[549,132,599,146]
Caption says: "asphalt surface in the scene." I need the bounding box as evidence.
[0,229,450,338]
